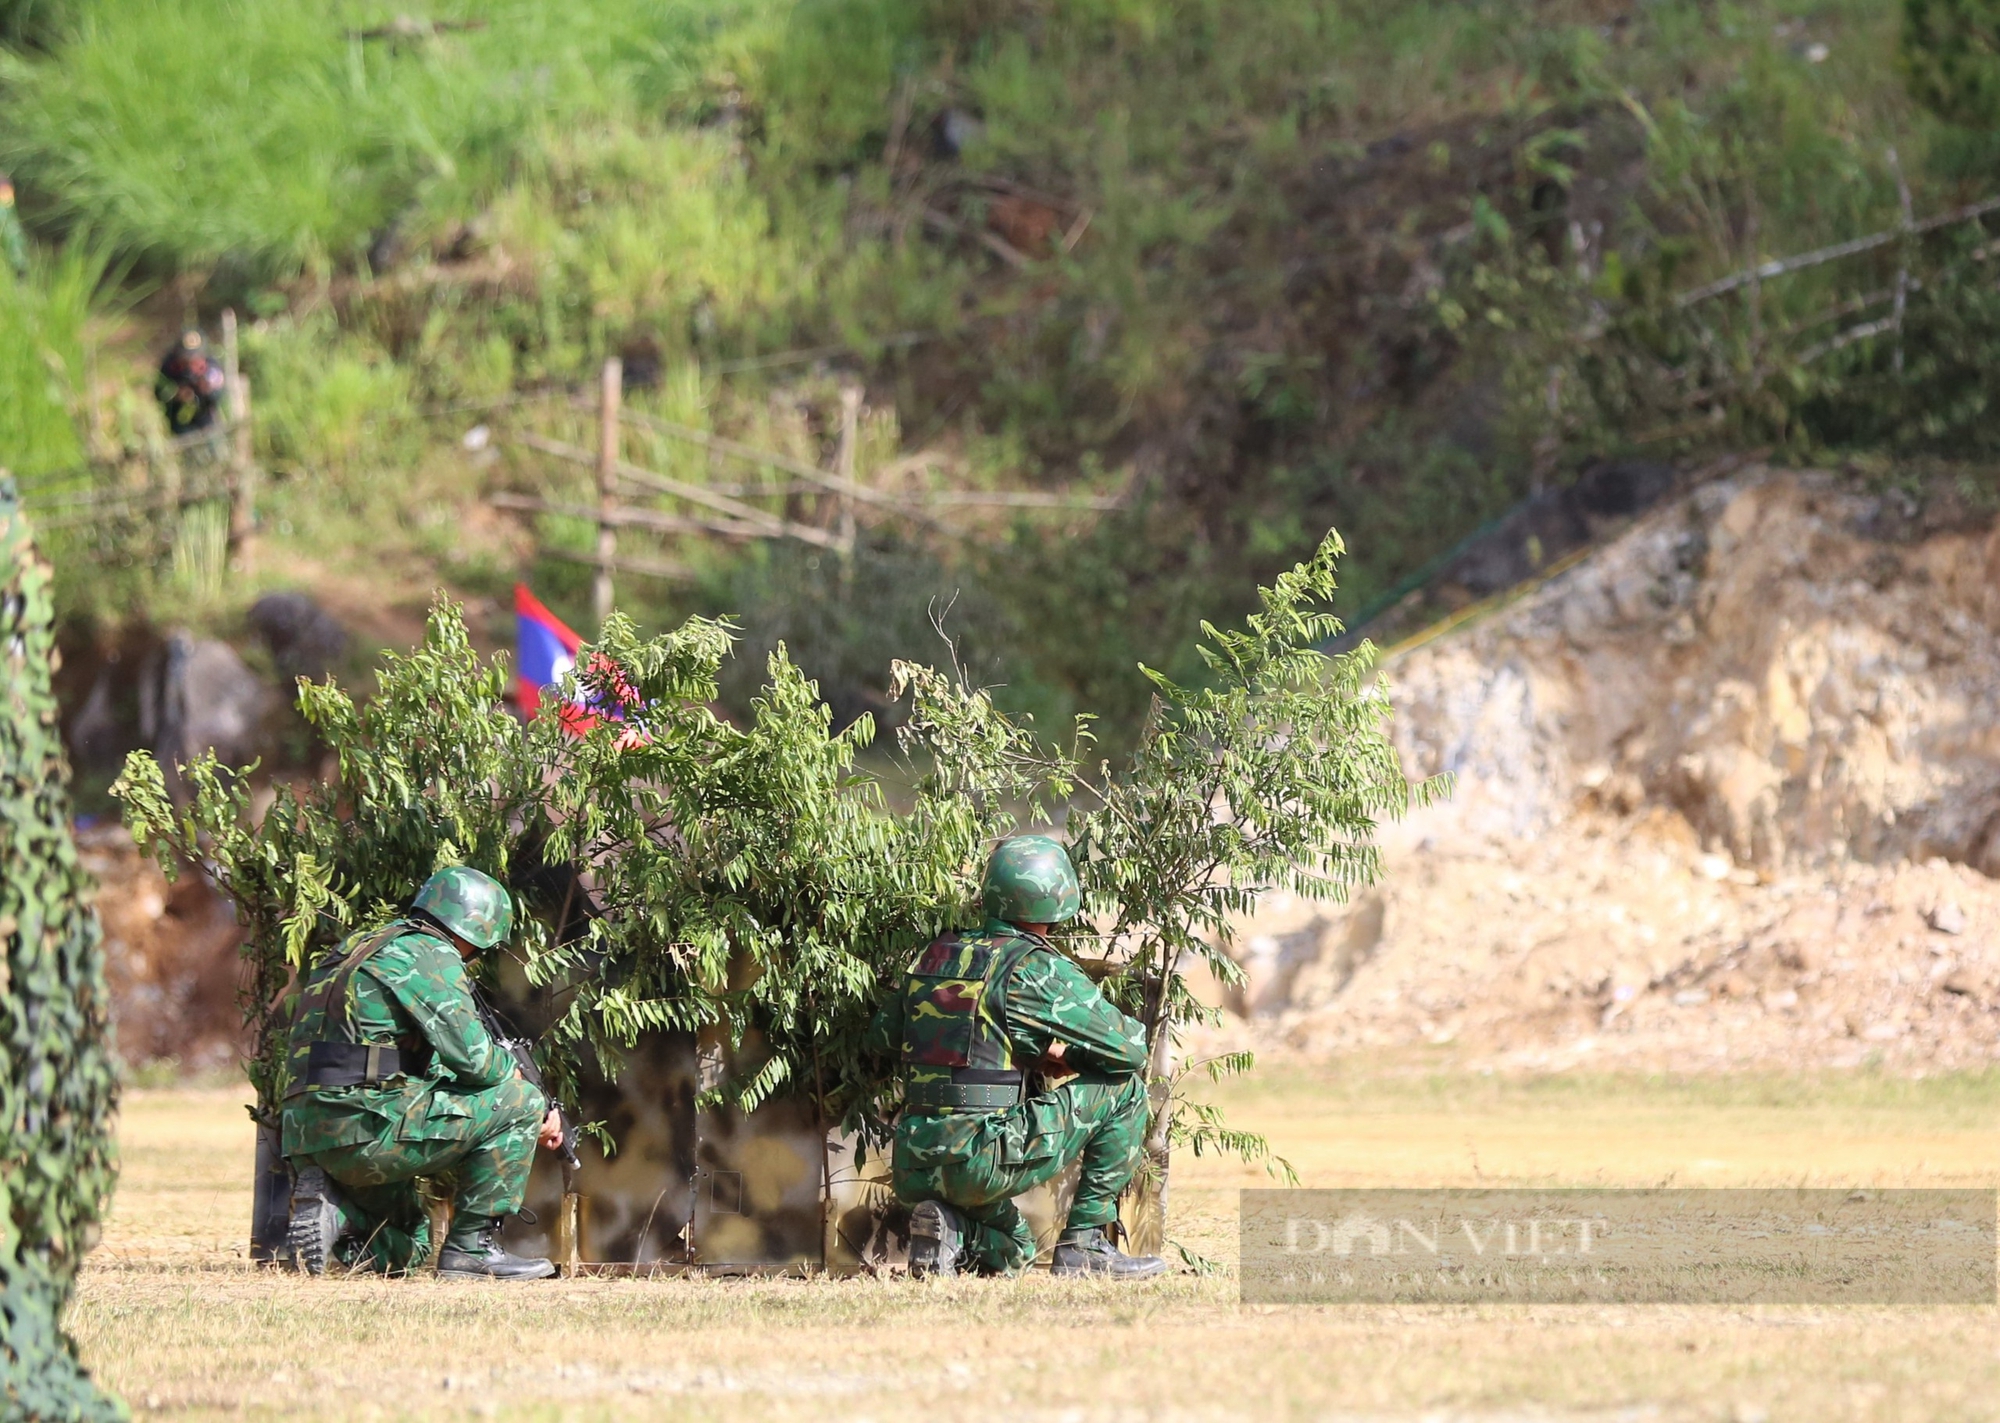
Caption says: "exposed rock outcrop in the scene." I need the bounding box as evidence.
[1392,470,2000,869]
[1213,468,2000,1070]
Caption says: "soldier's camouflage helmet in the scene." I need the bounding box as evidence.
[412,865,514,950]
[981,834,1082,926]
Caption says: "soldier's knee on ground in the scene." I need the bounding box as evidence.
[1108,1071,1148,1118]
[459,1075,545,1139]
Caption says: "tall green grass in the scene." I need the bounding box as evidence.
[0,242,101,480]
[0,0,756,274]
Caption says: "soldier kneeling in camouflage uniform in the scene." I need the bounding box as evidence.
[867,835,1168,1280]
[282,866,562,1279]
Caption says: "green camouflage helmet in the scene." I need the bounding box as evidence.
[981,834,1081,926]
[411,865,514,950]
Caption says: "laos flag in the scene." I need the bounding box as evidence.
[513,584,587,728]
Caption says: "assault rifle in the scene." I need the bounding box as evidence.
[471,985,581,1179]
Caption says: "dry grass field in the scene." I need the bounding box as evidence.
[74,1065,2000,1423]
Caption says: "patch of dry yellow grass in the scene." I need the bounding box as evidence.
[73,1070,2000,1422]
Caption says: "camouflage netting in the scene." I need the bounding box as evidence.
[1,476,124,1422]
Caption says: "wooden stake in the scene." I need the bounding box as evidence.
[1125,955,1181,1259]
[222,310,255,561]
[558,1191,582,1276]
[1743,198,1762,382]
[836,384,860,591]
[426,1195,451,1272]
[228,380,256,562]
[222,307,240,409]
[594,357,623,627]
[1888,145,1914,376]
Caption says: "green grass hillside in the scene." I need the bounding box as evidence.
[4,0,1998,735]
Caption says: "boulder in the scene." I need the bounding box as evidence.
[141,631,278,780]
[248,590,349,684]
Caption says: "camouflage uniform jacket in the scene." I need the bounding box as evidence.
[866,918,1148,1109]
[280,920,536,1159]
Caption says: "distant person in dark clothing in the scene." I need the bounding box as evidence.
[155,329,227,435]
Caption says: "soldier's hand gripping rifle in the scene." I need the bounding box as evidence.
[505,1034,582,1180]
[472,987,581,1183]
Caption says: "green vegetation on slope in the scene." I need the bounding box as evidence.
[0,245,99,478]
[4,0,2000,736]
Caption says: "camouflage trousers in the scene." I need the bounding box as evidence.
[297,1077,543,1271]
[892,1071,1148,1274]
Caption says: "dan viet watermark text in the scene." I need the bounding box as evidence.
[1239,1189,1995,1304]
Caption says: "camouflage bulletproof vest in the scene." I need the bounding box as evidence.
[898,926,1042,1110]
[282,920,426,1099]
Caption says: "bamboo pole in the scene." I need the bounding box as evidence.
[488,491,810,544]
[617,408,894,505]
[516,431,794,533]
[1674,190,2000,307]
[616,408,1122,513]
[498,442,844,548]
[593,358,622,627]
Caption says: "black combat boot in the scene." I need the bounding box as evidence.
[286,1163,345,1277]
[907,1200,965,1279]
[436,1214,557,1281]
[1050,1225,1169,1280]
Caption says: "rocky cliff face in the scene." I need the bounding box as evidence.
[1394,470,2000,869]
[1211,468,2000,1071]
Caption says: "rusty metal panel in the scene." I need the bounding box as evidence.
[490,957,1156,1275]
[493,1029,832,1272]
[491,955,829,1271]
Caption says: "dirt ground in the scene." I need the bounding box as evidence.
[73,1067,2000,1423]
[1198,811,2000,1075]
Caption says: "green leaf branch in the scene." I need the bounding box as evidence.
[113,531,1433,1189]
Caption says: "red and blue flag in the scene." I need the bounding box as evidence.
[514,584,651,745]
[514,583,585,725]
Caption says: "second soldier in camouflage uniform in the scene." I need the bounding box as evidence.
[281,865,561,1279]
[866,835,1168,1279]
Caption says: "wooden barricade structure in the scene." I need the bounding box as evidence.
[1587,163,2000,445]
[19,305,260,574]
[488,359,1124,613]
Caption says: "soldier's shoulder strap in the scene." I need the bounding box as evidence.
[323,918,428,1036]
[986,927,1054,1046]
[992,926,1051,973]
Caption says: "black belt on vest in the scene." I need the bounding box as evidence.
[293,1040,406,1093]
[904,1067,1024,1111]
